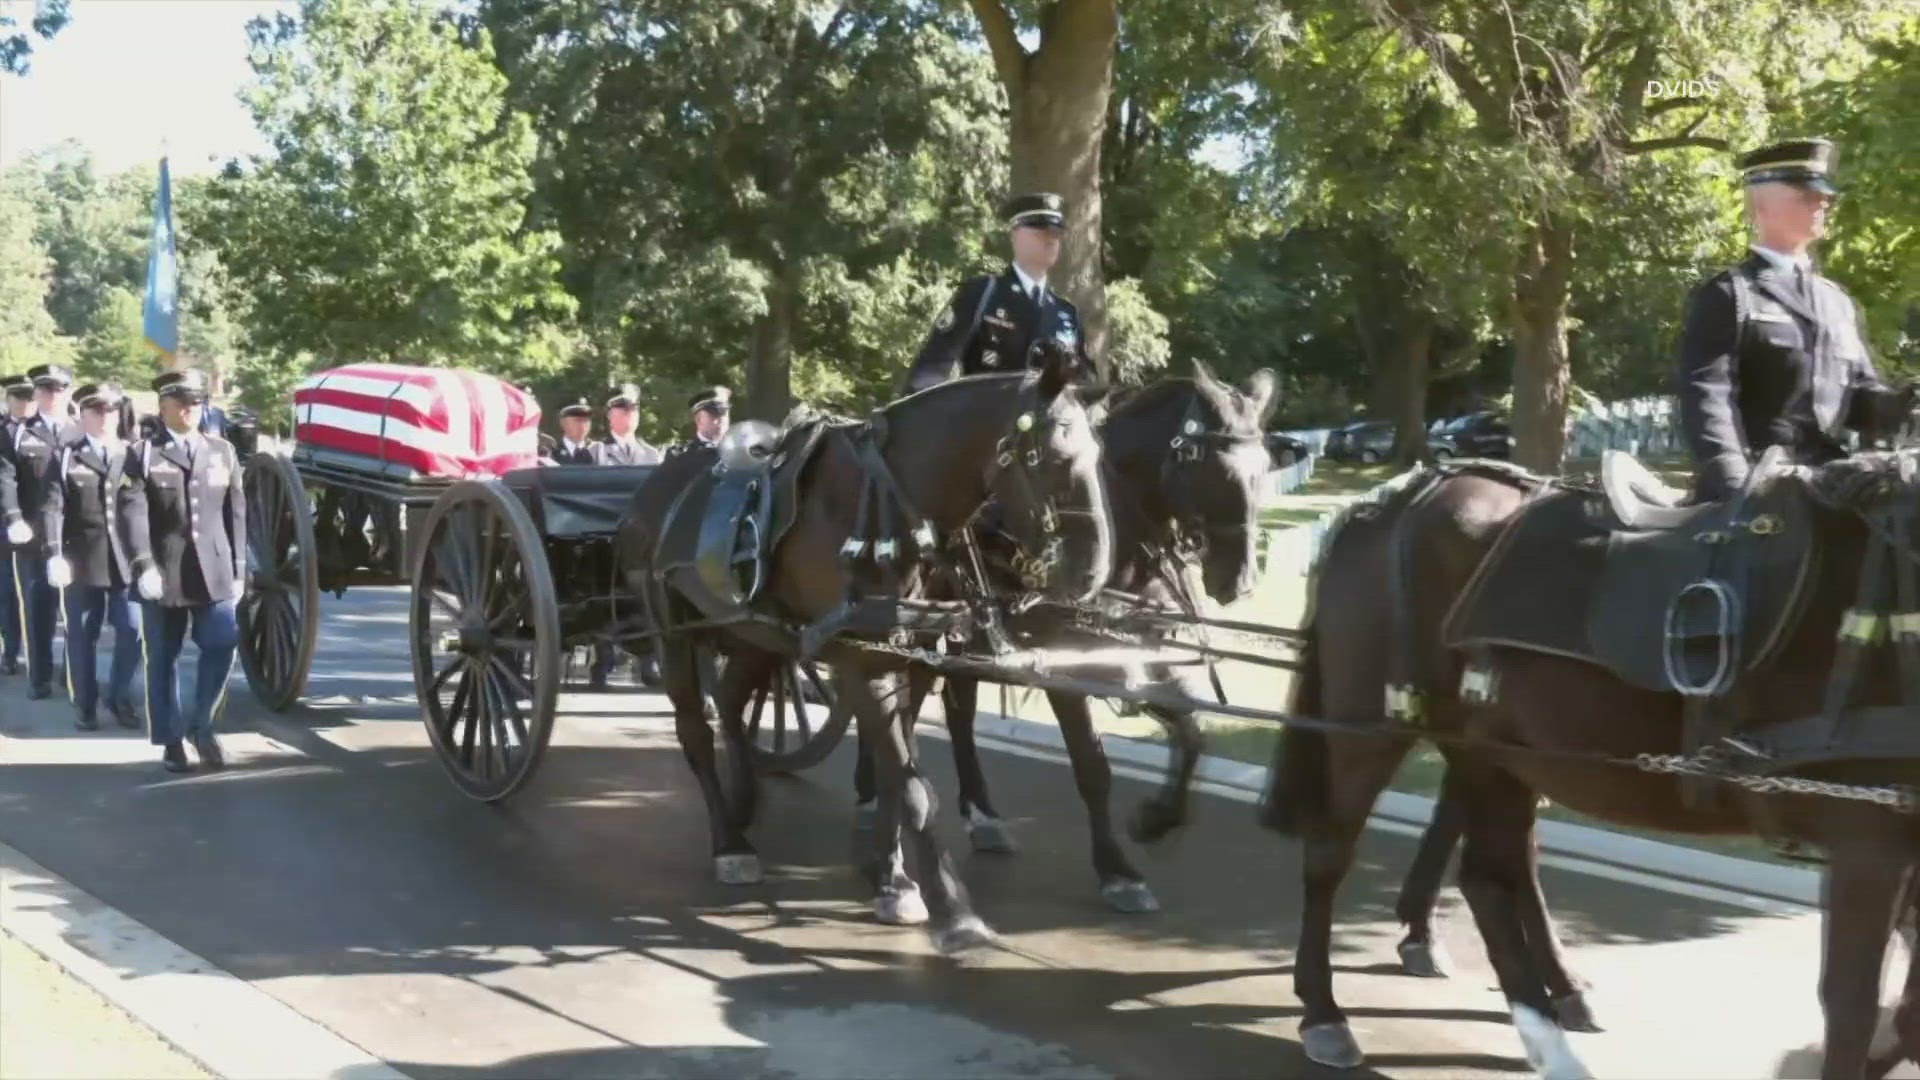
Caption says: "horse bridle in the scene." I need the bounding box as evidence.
[1158,394,1257,565]
[979,383,1085,591]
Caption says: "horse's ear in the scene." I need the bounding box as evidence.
[1246,368,1279,426]
[1191,358,1220,390]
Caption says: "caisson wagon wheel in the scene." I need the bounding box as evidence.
[238,452,320,712]
[409,479,561,803]
[747,660,849,775]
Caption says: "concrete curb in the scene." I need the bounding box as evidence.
[0,840,408,1080]
[952,710,1821,909]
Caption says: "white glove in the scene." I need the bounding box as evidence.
[5,520,29,545]
[136,567,164,601]
[46,556,71,588]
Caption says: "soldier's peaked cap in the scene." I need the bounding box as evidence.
[1739,138,1839,195]
[152,369,209,401]
[27,362,73,388]
[607,382,642,408]
[1,373,30,395]
[558,397,592,418]
[73,383,125,410]
[689,386,731,413]
[1002,192,1065,231]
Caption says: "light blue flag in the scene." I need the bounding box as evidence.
[142,156,179,361]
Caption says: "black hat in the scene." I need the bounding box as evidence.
[27,363,73,389]
[688,386,731,414]
[1739,138,1839,194]
[1,373,29,398]
[606,382,641,409]
[152,369,209,403]
[558,397,592,419]
[1002,192,1065,231]
[73,383,125,410]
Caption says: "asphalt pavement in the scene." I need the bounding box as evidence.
[0,585,1897,1079]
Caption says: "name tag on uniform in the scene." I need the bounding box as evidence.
[1750,310,1793,323]
[151,461,181,475]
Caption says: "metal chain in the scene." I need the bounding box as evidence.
[1630,751,1920,812]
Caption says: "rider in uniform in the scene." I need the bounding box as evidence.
[548,400,597,465]
[48,383,144,731]
[120,370,246,774]
[0,363,78,698]
[666,386,731,457]
[591,383,662,466]
[0,373,32,676]
[1677,138,1909,500]
[903,192,1094,393]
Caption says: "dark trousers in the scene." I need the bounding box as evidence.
[64,584,141,714]
[12,553,58,689]
[141,599,238,746]
[0,551,18,664]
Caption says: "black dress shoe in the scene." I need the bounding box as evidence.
[161,741,192,773]
[190,730,225,770]
[110,699,141,730]
[75,709,99,732]
[28,684,52,700]
[0,657,18,676]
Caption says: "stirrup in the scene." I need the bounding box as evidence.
[1663,579,1739,696]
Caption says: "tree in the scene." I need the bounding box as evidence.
[196,0,574,379]
[481,0,1005,432]
[0,175,69,370]
[1,0,67,74]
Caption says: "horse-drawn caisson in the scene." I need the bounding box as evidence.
[237,350,1920,1078]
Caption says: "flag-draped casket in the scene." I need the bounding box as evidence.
[293,363,542,479]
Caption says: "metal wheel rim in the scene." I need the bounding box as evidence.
[741,658,849,776]
[237,453,320,711]
[409,480,561,803]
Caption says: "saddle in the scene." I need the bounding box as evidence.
[655,418,844,625]
[1447,447,1819,696]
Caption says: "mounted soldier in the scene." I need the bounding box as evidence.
[0,373,31,676]
[0,363,78,698]
[591,383,662,466]
[1677,137,1912,501]
[903,192,1095,393]
[666,386,731,458]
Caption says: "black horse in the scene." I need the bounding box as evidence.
[617,347,1112,952]
[851,362,1278,914]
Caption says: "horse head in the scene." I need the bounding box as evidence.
[1149,360,1278,606]
[988,340,1113,603]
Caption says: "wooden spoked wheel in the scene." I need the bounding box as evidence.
[409,480,561,803]
[237,453,320,712]
[745,659,850,776]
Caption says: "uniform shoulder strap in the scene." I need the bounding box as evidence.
[964,275,998,344]
[1727,265,1753,350]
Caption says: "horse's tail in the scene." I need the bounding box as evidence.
[1260,620,1327,837]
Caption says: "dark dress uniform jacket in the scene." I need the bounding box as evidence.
[591,437,661,466]
[1678,251,1900,498]
[547,440,596,466]
[0,414,77,557]
[46,434,134,588]
[904,266,1092,393]
[117,429,247,606]
[664,436,718,460]
[0,416,17,557]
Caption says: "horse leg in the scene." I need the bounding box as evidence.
[1866,873,1920,1079]
[851,667,935,834]
[1816,838,1912,1080]
[1279,729,1417,1069]
[1394,766,1462,978]
[1047,691,1155,913]
[838,666,991,952]
[664,636,759,885]
[1128,689,1203,843]
[946,676,1016,853]
[715,650,775,836]
[1447,756,1590,1080]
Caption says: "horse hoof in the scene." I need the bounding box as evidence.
[853,800,878,831]
[1128,799,1183,844]
[1099,878,1161,914]
[873,888,929,926]
[1552,991,1602,1034]
[1510,1002,1593,1080]
[968,817,1018,854]
[933,915,998,955]
[1300,1022,1364,1069]
[714,853,762,886]
[1397,935,1451,978]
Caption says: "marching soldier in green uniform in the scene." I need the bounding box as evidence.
[1677,138,1910,500]
[904,192,1095,393]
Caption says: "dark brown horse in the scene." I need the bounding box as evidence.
[1264,457,1920,1078]
[618,350,1112,952]
[850,363,1279,914]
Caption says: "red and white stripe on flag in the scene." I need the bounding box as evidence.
[293,363,543,478]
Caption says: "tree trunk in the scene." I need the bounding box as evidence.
[745,265,796,423]
[1509,216,1575,473]
[970,0,1117,375]
[1390,311,1434,465]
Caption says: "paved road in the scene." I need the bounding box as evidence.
[0,586,1895,1079]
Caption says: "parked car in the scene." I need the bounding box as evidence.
[1325,420,1396,463]
[1265,432,1309,469]
[1428,410,1513,460]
